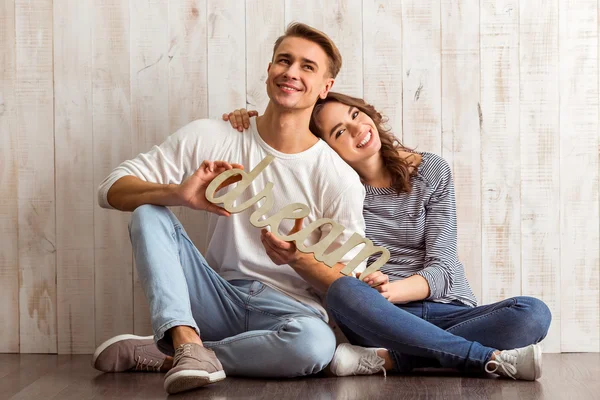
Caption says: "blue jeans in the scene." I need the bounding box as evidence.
[326,276,551,374]
[129,205,336,377]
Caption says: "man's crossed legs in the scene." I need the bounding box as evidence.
[93,205,335,394]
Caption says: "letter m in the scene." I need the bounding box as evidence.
[318,234,390,280]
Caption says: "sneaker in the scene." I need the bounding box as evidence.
[329,343,387,377]
[92,334,166,372]
[484,344,542,380]
[163,343,226,394]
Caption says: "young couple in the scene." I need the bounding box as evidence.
[93,23,551,394]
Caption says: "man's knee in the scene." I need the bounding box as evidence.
[129,204,172,236]
[282,316,336,376]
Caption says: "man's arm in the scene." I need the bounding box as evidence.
[107,161,241,213]
[107,176,180,211]
[259,181,367,293]
[260,229,345,293]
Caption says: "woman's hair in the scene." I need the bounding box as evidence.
[309,92,416,194]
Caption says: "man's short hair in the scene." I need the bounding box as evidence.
[272,22,342,79]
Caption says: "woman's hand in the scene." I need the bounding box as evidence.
[222,109,259,132]
[357,271,394,302]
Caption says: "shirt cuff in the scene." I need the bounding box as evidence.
[416,266,449,300]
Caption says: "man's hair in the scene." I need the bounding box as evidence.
[272,22,342,79]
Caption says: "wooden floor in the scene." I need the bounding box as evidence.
[0,353,598,399]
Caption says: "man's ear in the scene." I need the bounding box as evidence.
[319,77,335,99]
[266,62,272,82]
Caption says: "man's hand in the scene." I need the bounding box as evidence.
[357,271,393,302]
[176,160,244,215]
[259,218,304,265]
[260,229,300,264]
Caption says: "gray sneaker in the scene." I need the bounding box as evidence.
[92,334,166,372]
[163,343,226,394]
[484,344,542,380]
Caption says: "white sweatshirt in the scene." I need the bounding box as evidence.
[97,118,366,318]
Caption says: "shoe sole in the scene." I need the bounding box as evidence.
[91,334,154,369]
[533,344,542,380]
[164,370,226,394]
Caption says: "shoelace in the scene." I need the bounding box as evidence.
[356,352,387,377]
[484,352,518,379]
[174,343,193,361]
[134,356,163,371]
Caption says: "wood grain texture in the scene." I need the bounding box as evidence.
[480,1,521,305]
[168,0,211,253]
[285,0,363,98]
[440,0,482,302]
[130,0,170,337]
[93,0,134,346]
[0,353,599,399]
[246,0,284,114]
[519,0,561,353]
[54,0,95,354]
[15,0,57,354]
[2,0,600,355]
[207,0,246,118]
[362,0,403,140]
[0,0,19,353]
[400,0,442,153]
[558,0,600,352]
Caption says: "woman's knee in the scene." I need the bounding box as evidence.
[515,296,552,342]
[326,276,373,313]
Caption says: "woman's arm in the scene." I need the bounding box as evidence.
[222,108,258,131]
[414,156,461,300]
[361,271,430,303]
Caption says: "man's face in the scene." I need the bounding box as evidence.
[266,37,335,111]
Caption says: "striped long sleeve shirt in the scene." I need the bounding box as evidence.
[364,152,478,307]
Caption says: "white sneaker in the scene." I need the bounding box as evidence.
[329,343,387,377]
[484,344,542,381]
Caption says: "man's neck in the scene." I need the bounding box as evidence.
[256,103,319,154]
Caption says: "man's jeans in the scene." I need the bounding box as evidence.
[129,205,335,377]
[327,276,551,373]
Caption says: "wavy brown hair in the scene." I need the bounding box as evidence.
[309,92,416,194]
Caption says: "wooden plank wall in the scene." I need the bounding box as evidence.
[0,0,598,354]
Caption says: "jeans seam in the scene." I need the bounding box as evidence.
[205,316,322,347]
[250,285,267,297]
[205,330,282,348]
[445,298,517,333]
[329,308,470,363]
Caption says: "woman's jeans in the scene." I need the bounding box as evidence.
[129,205,336,377]
[326,276,552,373]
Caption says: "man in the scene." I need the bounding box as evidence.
[92,23,366,394]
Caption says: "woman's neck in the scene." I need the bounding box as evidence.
[353,150,422,188]
[353,153,392,188]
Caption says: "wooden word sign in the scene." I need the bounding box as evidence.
[205,155,390,280]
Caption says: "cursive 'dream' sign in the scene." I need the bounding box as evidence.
[205,155,390,280]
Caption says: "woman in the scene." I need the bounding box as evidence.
[222,92,551,381]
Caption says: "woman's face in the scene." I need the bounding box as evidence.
[314,101,382,165]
